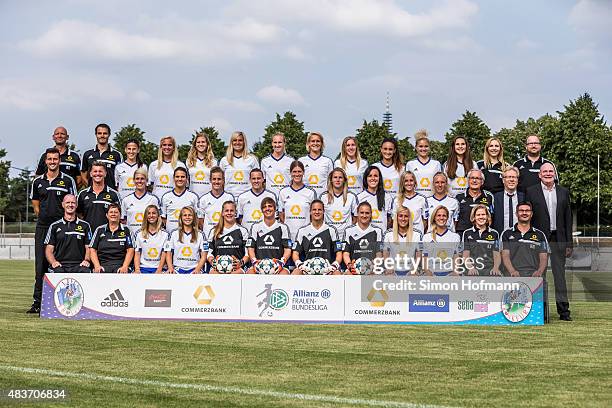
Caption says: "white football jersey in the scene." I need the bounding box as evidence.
[187,157,218,198]
[442,160,477,198]
[148,160,187,201]
[299,154,334,197]
[373,162,402,201]
[421,230,461,276]
[390,193,429,234]
[334,158,369,195]
[237,189,277,231]
[356,190,392,232]
[160,189,200,234]
[320,191,358,240]
[426,195,459,232]
[135,230,169,269]
[219,155,259,197]
[166,230,205,270]
[261,154,294,197]
[120,192,160,238]
[278,185,317,241]
[198,191,235,237]
[405,158,441,197]
[114,162,148,200]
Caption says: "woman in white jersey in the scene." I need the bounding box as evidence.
[121,168,160,238]
[260,132,294,198]
[219,131,259,197]
[443,136,477,197]
[320,168,358,240]
[404,130,441,197]
[391,171,429,234]
[356,165,392,232]
[278,160,317,242]
[334,136,368,195]
[299,132,334,197]
[166,206,206,274]
[373,137,404,200]
[160,167,199,234]
[186,132,217,198]
[426,172,459,232]
[149,136,186,200]
[115,139,147,200]
[421,205,461,276]
[383,206,422,275]
[134,204,169,274]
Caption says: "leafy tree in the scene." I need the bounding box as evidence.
[546,93,612,219]
[0,149,10,216]
[495,114,558,164]
[179,126,227,163]
[429,140,448,164]
[397,138,415,163]
[444,111,491,160]
[252,112,308,160]
[355,120,397,164]
[113,124,158,165]
[6,169,33,222]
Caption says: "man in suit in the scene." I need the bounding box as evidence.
[492,166,524,234]
[525,163,573,321]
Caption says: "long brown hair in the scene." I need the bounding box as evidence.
[445,136,474,179]
[187,133,215,168]
[178,206,198,244]
[381,137,404,172]
[140,205,162,239]
[325,168,348,205]
[338,136,362,169]
[213,201,236,239]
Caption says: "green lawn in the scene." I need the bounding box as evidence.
[1,260,611,407]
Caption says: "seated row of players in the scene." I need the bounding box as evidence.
[46,187,546,277]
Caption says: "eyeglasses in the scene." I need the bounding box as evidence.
[468,177,483,181]
[503,175,518,179]
[526,142,541,146]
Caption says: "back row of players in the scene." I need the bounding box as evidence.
[33,124,555,277]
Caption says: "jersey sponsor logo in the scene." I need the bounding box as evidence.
[172,209,181,219]
[108,154,114,160]
[195,170,206,181]
[147,248,159,258]
[358,238,369,249]
[530,234,539,241]
[118,231,126,237]
[193,285,215,305]
[383,179,392,190]
[308,174,319,185]
[273,174,285,184]
[104,193,112,200]
[234,171,244,181]
[290,205,301,216]
[160,175,170,185]
[312,237,323,247]
[135,213,144,223]
[181,247,193,257]
[437,250,448,259]
[212,211,221,222]
[126,177,135,187]
[66,155,74,162]
[58,180,65,186]
[372,209,380,220]
[263,235,275,245]
[54,278,84,317]
[75,225,83,231]
[501,283,533,322]
[347,176,356,186]
[420,178,430,187]
[486,234,494,240]
[331,210,342,222]
[251,209,263,220]
[457,177,467,187]
[222,235,234,245]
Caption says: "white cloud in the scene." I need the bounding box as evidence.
[209,118,233,135]
[256,85,306,106]
[0,75,147,111]
[19,17,284,62]
[569,0,612,40]
[209,98,265,113]
[286,45,309,60]
[226,0,478,37]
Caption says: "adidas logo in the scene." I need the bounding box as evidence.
[100,289,129,307]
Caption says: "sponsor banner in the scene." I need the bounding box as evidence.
[41,275,543,325]
[241,276,344,322]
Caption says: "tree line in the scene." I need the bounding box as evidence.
[0,93,610,225]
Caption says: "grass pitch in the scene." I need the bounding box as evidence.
[1,260,611,408]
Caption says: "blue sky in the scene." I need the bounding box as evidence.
[1,0,610,173]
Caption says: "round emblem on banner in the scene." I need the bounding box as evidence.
[269,289,289,310]
[501,282,533,322]
[54,278,84,317]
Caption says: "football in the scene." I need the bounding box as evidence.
[353,257,374,275]
[215,255,234,274]
[302,257,331,275]
[255,258,279,275]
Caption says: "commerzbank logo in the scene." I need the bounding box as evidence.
[251,209,262,220]
[147,248,159,258]
[308,174,319,185]
[420,178,430,188]
[331,211,342,222]
[372,209,380,220]
[367,288,389,307]
[212,211,221,222]
[172,209,181,219]
[347,176,356,186]
[193,285,215,305]
[181,247,193,257]
[273,174,284,184]
[234,171,244,181]
[195,170,206,181]
[290,205,301,216]
[383,179,392,190]
[126,177,135,187]
[160,175,170,185]
[135,213,144,223]
[457,177,467,187]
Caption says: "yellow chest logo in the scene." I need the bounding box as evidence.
[212,211,221,222]
[181,247,193,257]
[457,177,467,187]
[251,209,263,220]
[135,213,144,223]
[420,178,430,187]
[273,174,285,184]
[147,248,159,258]
[159,175,170,185]
[308,174,319,185]
[126,177,135,187]
[347,176,356,186]
[195,170,206,181]
[234,171,244,181]
[383,179,393,190]
[290,205,301,216]
[372,209,380,220]
[331,210,343,222]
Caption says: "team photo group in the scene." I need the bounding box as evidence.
[29,123,573,320]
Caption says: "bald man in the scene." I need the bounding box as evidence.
[526,163,573,321]
[35,126,82,185]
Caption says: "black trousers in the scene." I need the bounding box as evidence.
[549,232,571,318]
[50,264,91,273]
[33,224,49,307]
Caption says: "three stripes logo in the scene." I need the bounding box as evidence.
[100,289,129,307]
